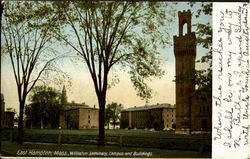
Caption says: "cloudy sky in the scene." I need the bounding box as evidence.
[1,2,211,113]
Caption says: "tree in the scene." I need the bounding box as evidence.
[1,2,63,144]
[25,86,62,129]
[51,1,175,147]
[105,102,123,129]
[104,105,112,130]
[190,2,212,97]
[0,0,4,153]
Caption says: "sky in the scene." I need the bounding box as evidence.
[1,2,211,114]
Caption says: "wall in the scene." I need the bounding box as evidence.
[162,108,176,130]
[79,108,99,129]
[191,94,212,132]
[65,109,79,129]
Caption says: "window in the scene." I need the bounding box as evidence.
[172,114,173,117]
[167,124,168,128]
[88,110,90,114]
[88,120,90,124]
[88,115,90,119]
[180,88,183,96]
[202,119,207,130]
[182,23,188,35]
[172,119,174,122]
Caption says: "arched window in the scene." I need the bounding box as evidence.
[183,23,188,35]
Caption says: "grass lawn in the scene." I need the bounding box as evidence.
[25,128,176,135]
[1,141,211,158]
[22,128,210,139]
[1,129,211,158]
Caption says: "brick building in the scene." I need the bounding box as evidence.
[59,86,99,129]
[1,94,15,128]
[121,103,175,130]
[3,111,15,128]
[173,10,212,133]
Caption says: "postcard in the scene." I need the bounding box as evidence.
[0,1,249,159]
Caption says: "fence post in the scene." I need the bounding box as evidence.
[58,131,62,146]
[10,129,13,143]
[199,134,204,154]
[119,135,123,148]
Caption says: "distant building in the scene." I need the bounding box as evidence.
[59,86,99,129]
[3,111,15,128]
[1,94,16,129]
[173,10,212,133]
[121,103,175,130]
[1,93,5,128]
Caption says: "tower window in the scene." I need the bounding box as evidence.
[182,23,188,35]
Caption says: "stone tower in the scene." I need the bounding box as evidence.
[173,10,196,132]
[61,85,67,104]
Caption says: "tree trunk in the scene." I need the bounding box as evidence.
[17,100,25,145]
[98,96,105,147]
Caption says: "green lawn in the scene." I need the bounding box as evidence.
[1,128,211,158]
[22,128,210,139]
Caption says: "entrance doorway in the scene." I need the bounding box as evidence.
[202,119,207,130]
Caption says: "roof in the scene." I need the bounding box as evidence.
[63,102,89,107]
[122,103,175,112]
[63,102,98,111]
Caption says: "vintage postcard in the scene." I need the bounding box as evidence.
[0,1,249,159]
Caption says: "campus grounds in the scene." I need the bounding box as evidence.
[1,128,211,158]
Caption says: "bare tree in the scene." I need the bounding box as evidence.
[1,1,63,144]
[52,1,175,147]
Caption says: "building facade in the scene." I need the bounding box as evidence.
[3,111,15,128]
[59,86,99,129]
[190,91,212,132]
[173,10,212,133]
[121,103,175,130]
[1,93,5,128]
